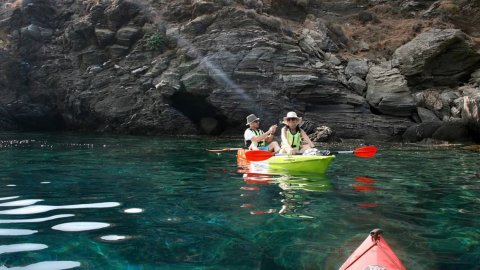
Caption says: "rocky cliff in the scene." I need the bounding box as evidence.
[0,0,479,142]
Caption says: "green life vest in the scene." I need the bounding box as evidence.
[245,129,266,148]
[286,127,301,150]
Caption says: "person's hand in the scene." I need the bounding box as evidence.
[268,125,277,135]
[270,124,277,133]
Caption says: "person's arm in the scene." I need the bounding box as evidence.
[280,127,293,153]
[301,129,315,148]
[251,125,276,143]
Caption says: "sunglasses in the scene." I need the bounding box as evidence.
[253,120,260,123]
[286,118,298,122]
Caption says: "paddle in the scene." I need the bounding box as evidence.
[245,146,378,162]
[206,148,243,153]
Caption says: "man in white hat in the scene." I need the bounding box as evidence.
[280,111,315,154]
[244,114,280,152]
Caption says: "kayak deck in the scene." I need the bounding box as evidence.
[237,149,335,174]
[340,229,406,270]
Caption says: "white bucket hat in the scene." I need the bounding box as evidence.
[246,114,260,125]
[282,111,302,124]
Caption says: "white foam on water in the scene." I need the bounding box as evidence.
[40,182,50,184]
[0,196,19,201]
[6,185,16,187]
[0,243,47,255]
[0,261,81,270]
[124,208,143,213]
[52,222,110,232]
[0,199,44,207]
[0,214,74,224]
[0,202,120,215]
[100,235,127,241]
[0,229,38,236]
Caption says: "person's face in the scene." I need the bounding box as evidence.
[251,120,260,128]
[286,118,298,128]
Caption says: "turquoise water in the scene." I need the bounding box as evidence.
[0,133,479,270]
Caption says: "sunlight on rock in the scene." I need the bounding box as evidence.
[52,222,110,232]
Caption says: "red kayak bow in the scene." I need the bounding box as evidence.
[340,229,406,270]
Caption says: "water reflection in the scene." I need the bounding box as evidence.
[240,168,332,218]
[353,176,378,208]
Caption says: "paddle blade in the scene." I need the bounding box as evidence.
[245,150,274,161]
[353,146,378,158]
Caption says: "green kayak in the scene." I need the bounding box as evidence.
[266,155,335,174]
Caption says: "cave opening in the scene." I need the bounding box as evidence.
[169,91,228,135]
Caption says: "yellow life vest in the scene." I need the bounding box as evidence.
[286,127,301,150]
[245,129,266,148]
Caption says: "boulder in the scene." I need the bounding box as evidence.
[402,121,442,142]
[432,121,471,142]
[95,28,116,47]
[366,64,416,116]
[417,107,440,122]
[20,24,53,41]
[115,27,142,47]
[393,29,480,88]
[471,69,480,85]
[192,0,217,17]
[66,20,95,51]
[105,0,141,29]
[347,76,367,95]
[345,59,369,79]
[308,126,337,142]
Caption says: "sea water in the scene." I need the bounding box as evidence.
[0,132,478,269]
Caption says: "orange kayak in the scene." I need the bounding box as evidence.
[340,229,406,270]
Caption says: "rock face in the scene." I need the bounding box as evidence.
[0,0,479,142]
[392,29,480,89]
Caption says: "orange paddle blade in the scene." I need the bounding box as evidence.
[352,146,377,158]
[245,150,274,161]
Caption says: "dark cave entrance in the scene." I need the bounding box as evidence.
[169,91,228,135]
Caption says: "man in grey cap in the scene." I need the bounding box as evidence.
[244,114,280,152]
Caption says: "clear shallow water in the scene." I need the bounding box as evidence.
[0,133,479,270]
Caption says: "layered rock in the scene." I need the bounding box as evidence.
[0,0,479,143]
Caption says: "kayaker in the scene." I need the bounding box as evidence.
[244,114,280,152]
[280,111,315,155]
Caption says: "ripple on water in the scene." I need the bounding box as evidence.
[2,261,81,270]
[52,222,110,232]
[0,214,74,224]
[0,196,20,201]
[124,208,143,214]
[0,243,47,255]
[0,202,120,215]
[0,199,44,207]
[99,235,129,241]
[0,229,38,236]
